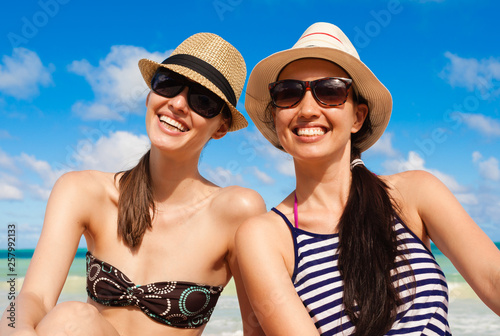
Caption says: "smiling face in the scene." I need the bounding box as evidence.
[145,83,229,158]
[273,58,368,162]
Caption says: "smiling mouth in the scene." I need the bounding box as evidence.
[159,115,188,132]
[294,127,326,136]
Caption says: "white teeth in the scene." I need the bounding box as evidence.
[159,115,188,132]
[296,127,325,136]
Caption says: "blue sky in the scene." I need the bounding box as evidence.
[0,0,499,248]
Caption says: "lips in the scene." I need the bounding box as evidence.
[158,115,189,132]
[294,126,326,137]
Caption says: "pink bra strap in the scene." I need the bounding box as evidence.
[294,192,299,229]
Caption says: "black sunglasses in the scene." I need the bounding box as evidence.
[151,69,226,118]
[269,77,353,108]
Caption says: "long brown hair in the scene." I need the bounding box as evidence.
[115,150,155,248]
[337,94,407,335]
[115,103,232,248]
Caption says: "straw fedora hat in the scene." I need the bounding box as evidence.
[139,32,248,132]
[245,22,392,152]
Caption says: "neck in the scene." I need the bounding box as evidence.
[293,148,352,212]
[148,146,210,205]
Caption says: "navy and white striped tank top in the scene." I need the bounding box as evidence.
[271,208,451,336]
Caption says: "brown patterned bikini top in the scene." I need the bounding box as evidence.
[85,252,223,328]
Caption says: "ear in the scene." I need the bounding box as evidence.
[211,119,230,140]
[351,103,368,133]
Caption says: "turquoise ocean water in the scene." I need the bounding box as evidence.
[1,245,499,335]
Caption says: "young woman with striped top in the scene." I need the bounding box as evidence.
[238,22,500,336]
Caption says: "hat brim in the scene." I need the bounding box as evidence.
[139,59,248,132]
[245,47,392,152]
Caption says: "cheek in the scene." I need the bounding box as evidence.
[144,107,156,134]
[192,114,224,140]
[273,109,292,129]
[273,114,289,138]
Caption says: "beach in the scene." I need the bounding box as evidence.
[1,246,499,335]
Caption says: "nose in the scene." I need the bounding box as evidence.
[297,88,320,119]
[167,87,190,115]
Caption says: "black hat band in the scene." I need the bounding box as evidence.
[161,54,237,106]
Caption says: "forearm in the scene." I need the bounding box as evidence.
[236,221,319,336]
[241,313,266,336]
[484,265,500,315]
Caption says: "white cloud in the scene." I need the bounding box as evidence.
[0,173,23,200]
[0,182,23,200]
[10,131,149,200]
[463,190,500,238]
[0,146,66,201]
[252,166,274,184]
[68,45,172,120]
[479,158,500,181]
[243,129,284,159]
[276,158,295,177]
[383,150,424,172]
[27,184,52,200]
[1,150,33,200]
[203,166,245,187]
[0,129,13,139]
[455,193,479,205]
[71,101,122,121]
[441,52,500,95]
[242,129,296,177]
[74,131,150,172]
[473,153,500,181]
[19,153,68,187]
[366,132,398,157]
[383,151,466,193]
[454,113,500,137]
[0,148,17,171]
[472,151,482,163]
[0,48,54,99]
[17,153,69,199]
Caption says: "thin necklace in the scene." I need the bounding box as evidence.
[293,191,299,229]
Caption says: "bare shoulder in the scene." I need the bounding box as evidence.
[56,169,113,184]
[235,209,293,268]
[380,170,446,204]
[51,170,118,204]
[380,169,440,190]
[212,185,267,221]
[378,170,447,243]
[238,210,283,237]
[236,207,292,249]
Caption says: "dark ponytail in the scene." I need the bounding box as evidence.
[337,96,412,335]
[115,150,155,248]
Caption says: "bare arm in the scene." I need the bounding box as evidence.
[410,170,500,314]
[0,172,93,334]
[228,251,265,336]
[235,215,320,336]
[223,187,267,336]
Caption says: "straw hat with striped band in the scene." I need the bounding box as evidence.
[245,22,392,152]
[139,32,248,132]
